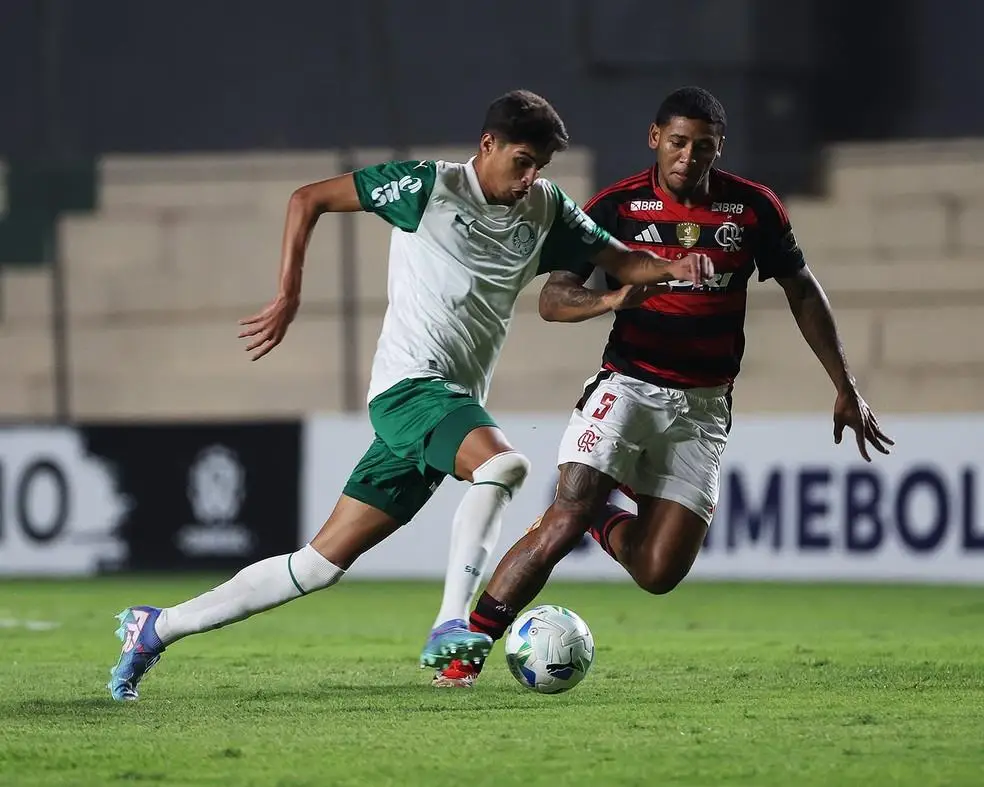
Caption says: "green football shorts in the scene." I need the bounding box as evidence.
[341,377,499,525]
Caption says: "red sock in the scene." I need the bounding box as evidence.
[589,502,635,560]
[468,591,515,642]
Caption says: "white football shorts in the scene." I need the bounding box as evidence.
[556,370,731,524]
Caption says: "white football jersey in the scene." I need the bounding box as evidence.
[352,157,614,405]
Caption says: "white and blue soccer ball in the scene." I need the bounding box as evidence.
[504,605,595,694]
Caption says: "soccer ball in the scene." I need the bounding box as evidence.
[504,605,595,694]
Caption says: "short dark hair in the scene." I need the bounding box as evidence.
[656,86,727,133]
[482,90,570,154]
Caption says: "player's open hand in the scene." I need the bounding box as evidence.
[609,283,655,311]
[833,388,894,462]
[667,253,715,287]
[238,293,300,361]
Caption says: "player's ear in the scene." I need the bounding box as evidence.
[715,136,726,159]
[479,132,496,156]
[647,123,660,151]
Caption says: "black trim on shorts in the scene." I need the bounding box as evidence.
[574,369,614,411]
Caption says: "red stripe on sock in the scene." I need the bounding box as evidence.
[469,611,500,634]
[593,511,633,558]
[603,512,633,541]
[600,512,627,536]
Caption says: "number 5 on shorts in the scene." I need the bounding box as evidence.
[592,392,617,420]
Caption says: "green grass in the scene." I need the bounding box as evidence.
[1,578,982,786]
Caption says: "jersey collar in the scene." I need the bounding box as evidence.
[465,157,513,215]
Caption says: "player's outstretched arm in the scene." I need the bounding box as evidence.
[275,174,363,301]
[777,266,894,461]
[591,243,714,287]
[538,271,654,323]
[238,173,363,361]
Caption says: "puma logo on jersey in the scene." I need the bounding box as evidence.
[370,176,423,207]
[454,213,476,234]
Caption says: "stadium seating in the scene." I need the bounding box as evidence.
[1,140,983,419]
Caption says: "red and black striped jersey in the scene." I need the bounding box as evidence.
[576,166,805,389]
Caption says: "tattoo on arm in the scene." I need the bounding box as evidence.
[542,272,595,307]
[539,271,611,322]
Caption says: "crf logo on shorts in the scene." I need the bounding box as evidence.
[577,428,600,453]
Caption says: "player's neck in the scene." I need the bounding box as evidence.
[655,167,711,208]
[472,156,507,206]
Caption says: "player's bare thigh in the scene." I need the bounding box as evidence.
[621,494,708,595]
[309,495,403,570]
[454,426,515,480]
[311,425,519,569]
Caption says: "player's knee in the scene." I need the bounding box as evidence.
[291,544,346,593]
[633,557,690,596]
[636,575,684,596]
[473,450,531,497]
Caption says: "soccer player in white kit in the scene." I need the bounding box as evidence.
[107,90,714,701]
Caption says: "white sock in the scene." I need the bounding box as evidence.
[154,544,344,646]
[432,451,530,628]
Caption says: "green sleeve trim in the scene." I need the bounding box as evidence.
[352,160,437,232]
[537,183,614,276]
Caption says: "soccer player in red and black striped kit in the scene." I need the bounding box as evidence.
[433,86,895,686]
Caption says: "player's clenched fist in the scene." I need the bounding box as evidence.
[667,253,714,287]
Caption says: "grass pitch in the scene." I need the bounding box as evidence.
[1,577,981,786]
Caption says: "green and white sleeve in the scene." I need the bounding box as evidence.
[537,183,615,276]
[352,160,437,232]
